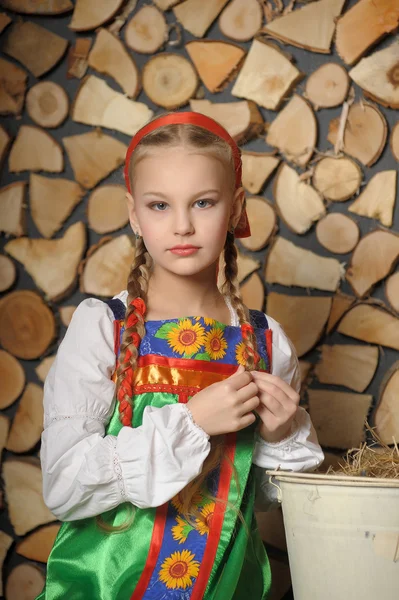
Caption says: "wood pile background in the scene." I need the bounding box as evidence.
[0,0,398,598]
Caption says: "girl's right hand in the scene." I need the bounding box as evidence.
[186,365,260,436]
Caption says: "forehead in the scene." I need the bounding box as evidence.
[132,147,230,193]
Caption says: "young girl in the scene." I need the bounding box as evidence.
[36,111,324,600]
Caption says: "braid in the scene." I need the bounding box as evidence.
[115,237,152,427]
[221,231,260,372]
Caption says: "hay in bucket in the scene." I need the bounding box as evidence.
[326,421,399,479]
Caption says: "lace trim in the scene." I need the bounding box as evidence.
[47,414,107,425]
[111,438,128,500]
[183,405,210,440]
[256,419,300,450]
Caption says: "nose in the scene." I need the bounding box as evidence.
[174,209,194,236]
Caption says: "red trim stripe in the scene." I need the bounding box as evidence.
[265,329,273,373]
[190,433,236,599]
[138,353,237,375]
[130,503,168,600]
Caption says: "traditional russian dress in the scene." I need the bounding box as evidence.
[36,292,324,600]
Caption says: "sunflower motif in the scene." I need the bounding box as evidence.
[235,341,249,366]
[171,489,204,514]
[204,327,228,360]
[158,549,200,590]
[204,317,217,326]
[171,516,192,544]
[166,319,206,355]
[195,502,215,536]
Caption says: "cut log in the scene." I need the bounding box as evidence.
[273,163,325,234]
[173,0,229,37]
[239,196,277,251]
[3,21,68,77]
[79,235,135,297]
[298,361,313,388]
[315,345,378,392]
[5,222,86,302]
[88,28,140,98]
[25,81,69,128]
[261,0,345,53]
[0,125,11,174]
[266,95,317,167]
[316,451,346,473]
[312,156,362,202]
[217,250,260,289]
[241,151,280,194]
[0,13,12,34]
[346,230,399,298]
[0,350,25,409]
[0,182,27,237]
[154,0,180,9]
[72,75,153,136]
[218,0,263,42]
[35,355,55,383]
[0,531,13,597]
[0,291,56,359]
[142,53,198,109]
[3,456,57,535]
[348,170,397,227]
[0,57,27,115]
[5,563,45,600]
[9,125,63,173]
[265,237,343,292]
[308,390,373,449]
[239,272,264,311]
[186,40,245,93]
[62,130,127,189]
[108,0,144,36]
[16,523,61,563]
[87,184,129,234]
[391,121,399,163]
[125,5,168,53]
[338,303,399,351]
[67,37,91,79]
[59,305,76,327]
[305,63,349,109]
[30,173,84,239]
[327,102,387,167]
[0,414,10,455]
[6,383,43,453]
[0,0,72,14]
[327,291,356,334]
[266,292,332,357]
[375,361,399,445]
[385,272,399,313]
[70,0,124,31]
[335,0,399,65]
[189,99,263,144]
[231,39,303,110]
[316,213,359,254]
[0,255,16,292]
[349,41,399,109]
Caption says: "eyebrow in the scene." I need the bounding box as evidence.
[143,189,221,199]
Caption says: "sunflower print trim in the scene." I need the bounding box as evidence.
[158,549,200,590]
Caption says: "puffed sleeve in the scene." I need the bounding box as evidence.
[252,315,325,511]
[40,297,211,522]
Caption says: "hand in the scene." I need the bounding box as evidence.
[251,371,300,443]
[187,365,260,436]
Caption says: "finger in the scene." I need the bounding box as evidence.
[238,395,260,416]
[236,412,256,431]
[251,372,299,403]
[236,381,258,403]
[255,378,299,408]
[259,392,297,419]
[228,365,253,390]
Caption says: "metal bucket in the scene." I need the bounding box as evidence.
[266,470,399,600]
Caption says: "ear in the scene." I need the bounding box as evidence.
[126,192,141,235]
[230,186,246,230]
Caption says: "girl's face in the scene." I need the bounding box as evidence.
[126,145,245,279]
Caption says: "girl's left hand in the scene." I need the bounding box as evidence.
[251,371,300,443]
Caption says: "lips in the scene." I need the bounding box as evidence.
[170,245,200,250]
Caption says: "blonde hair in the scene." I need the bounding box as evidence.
[96,112,260,534]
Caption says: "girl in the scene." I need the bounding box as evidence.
[36,111,324,600]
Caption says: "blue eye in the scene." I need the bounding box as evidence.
[151,203,168,211]
[195,199,213,208]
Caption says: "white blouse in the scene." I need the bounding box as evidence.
[40,290,324,522]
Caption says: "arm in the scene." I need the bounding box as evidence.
[40,298,211,522]
[253,315,324,511]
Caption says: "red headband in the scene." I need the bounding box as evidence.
[124,111,251,238]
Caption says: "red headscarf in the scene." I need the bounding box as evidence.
[124,111,251,238]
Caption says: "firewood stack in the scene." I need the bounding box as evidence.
[0,0,398,598]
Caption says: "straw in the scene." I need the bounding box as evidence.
[326,421,399,479]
